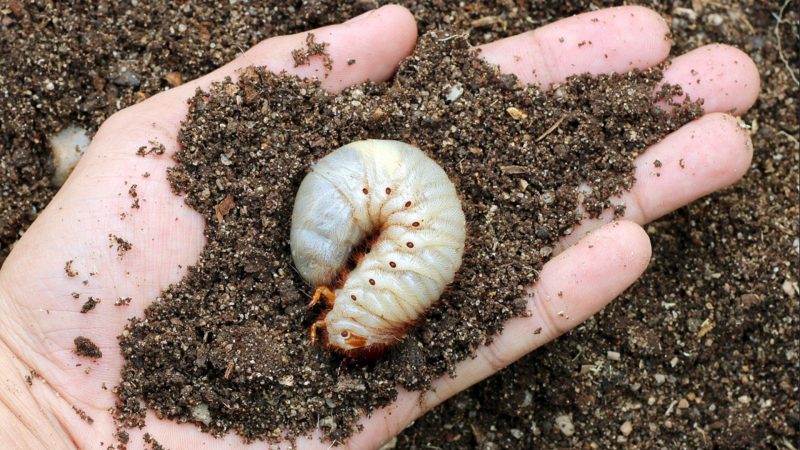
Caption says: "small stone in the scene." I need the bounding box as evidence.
[782,280,797,297]
[555,414,575,436]
[620,421,633,436]
[738,395,751,405]
[444,83,464,103]
[278,375,294,386]
[191,403,212,425]
[678,398,690,409]
[654,374,667,384]
[706,13,724,26]
[164,71,183,87]
[509,428,523,439]
[113,68,140,87]
[607,351,621,361]
[45,81,55,90]
[506,107,528,120]
[48,126,90,186]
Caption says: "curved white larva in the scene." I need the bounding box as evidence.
[290,140,466,355]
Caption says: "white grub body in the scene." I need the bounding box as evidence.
[290,140,466,354]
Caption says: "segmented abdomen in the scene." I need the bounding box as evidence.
[290,140,466,351]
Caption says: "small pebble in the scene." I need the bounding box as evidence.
[620,420,633,436]
[782,279,797,297]
[48,126,90,186]
[444,83,464,103]
[706,13,724,26]
[191,403,212,425]
[606,351,621,361]
[555,414,575,436]
[506,107,528,120]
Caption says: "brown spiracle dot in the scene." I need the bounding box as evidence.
[369,278,376,285]
[412,221,420,227]
[362,188,369,194]
[406,242,414,248]
[404,201,412,207]
[389,261,396,268]
[385,187,392,195]
[350,295,357,301]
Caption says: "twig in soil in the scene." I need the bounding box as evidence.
[536,114,568,142]
[778,130,800,149]
[438,32,469,42]
[774,0,799,87]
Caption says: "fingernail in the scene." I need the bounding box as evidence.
[345,6,380,24]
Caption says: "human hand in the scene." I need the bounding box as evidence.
[0,4,758,449]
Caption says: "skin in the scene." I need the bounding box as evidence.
[0,4,759,449]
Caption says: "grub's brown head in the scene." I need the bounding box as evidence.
[317,315,390,360]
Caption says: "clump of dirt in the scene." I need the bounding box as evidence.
[74,336,102,359]
[114,32,700,443]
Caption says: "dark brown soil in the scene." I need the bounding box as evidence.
[114,31,698,442]
[1,1,797,448]
[74,336,103,359]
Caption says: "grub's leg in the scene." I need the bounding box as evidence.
[309,286,336,308]
[310,320,326,346]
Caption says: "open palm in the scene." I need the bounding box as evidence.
[0,5,758,449]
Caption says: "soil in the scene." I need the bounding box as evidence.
[114,32,699,442]
[1,1,797,449]
[74,336,103,359]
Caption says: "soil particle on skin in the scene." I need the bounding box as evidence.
[114,31,700,443]
[109,234,132,258]
[291,33,333,70]
[129,183,140,209]
[143,433,165,450]
[81,296,100,313]
[64,260,78,277]
[72,405,95,424]
[115,297,132,306]
[74,336,102,359]
[136,141,166,157]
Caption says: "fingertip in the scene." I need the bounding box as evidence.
[378,4,419,36]
[351,4,418,55]
[712,44,761,113]
[663,44,761,115]
[624,5,672,59]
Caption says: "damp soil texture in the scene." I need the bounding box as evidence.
[115,33,699,442]
[1,1,798,449]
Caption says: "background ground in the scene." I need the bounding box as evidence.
[1,1,797,448]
